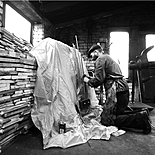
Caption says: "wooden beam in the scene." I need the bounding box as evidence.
[7,0,44,23]
[43,1,79,13]
[54,2,139,29]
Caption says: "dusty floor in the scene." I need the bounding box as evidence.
[1,104,155,155]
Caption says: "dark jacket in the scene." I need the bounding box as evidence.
[88,54,129,92]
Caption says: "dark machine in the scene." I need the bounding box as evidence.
[129,45,155,111]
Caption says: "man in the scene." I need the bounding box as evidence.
[83,43,152,134]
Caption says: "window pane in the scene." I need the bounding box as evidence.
[5,4,31,42]
[145,34,155,62]
[109,31,129,78]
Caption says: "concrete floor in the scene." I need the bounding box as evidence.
[1,105,155,155]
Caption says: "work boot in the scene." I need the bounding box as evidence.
[140,110,152,134]
[115,110,152,134]
[142,108,152,123]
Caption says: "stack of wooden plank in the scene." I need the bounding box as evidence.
[0,27,37,153]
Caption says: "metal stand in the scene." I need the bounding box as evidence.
[129,46,155,111]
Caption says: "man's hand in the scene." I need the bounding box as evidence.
[83,77,89,83]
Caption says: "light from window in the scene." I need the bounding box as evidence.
[145,34,155,62]
[5,4,31,42]
[110,31,129,78]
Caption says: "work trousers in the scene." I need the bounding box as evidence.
[114,90,150,131]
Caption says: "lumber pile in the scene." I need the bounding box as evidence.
[0,27,37,153]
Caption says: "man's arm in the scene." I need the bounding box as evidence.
[87,58,106,88]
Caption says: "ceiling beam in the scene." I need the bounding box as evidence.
[43,1,79,13]
[7,0,44,23]
[54,2,138,29]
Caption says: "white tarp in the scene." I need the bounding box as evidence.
[30,38,124,149]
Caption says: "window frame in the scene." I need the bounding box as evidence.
[3,2,33,44]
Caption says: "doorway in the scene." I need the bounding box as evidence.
[109,31,129,78]
[145,34,155,62]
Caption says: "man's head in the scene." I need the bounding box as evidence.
[98,37,108,50]
[88,44,103,60]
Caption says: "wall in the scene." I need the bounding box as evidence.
[55,2,155,68]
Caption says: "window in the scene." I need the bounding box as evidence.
[145,34,155,62]
[5,4,31,42]
[109,31,129,78]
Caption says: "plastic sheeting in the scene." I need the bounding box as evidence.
[30,38,125,149]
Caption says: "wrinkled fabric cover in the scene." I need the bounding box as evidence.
[30,38,123,149]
